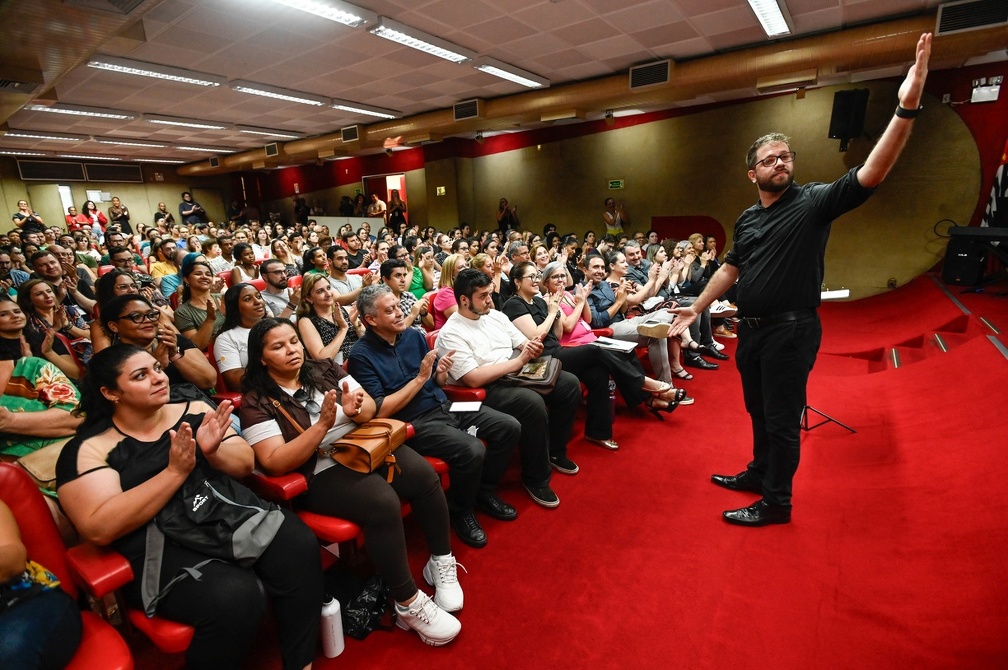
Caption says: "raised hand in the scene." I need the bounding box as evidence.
[319,389,339,429]
[416,349,437,383]
[899,33,932,109]
[340,382,364,419]
[436,349,455,376]
[167,422,197,475]
[18,335,32,359]
[196,400,234,456]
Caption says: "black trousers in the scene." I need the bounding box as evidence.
[303,446,450,603]
[553,344,650,440]
[408,402,522,513]
[483,370,581,487]
[735,314,821,507]
[144,508,322,670]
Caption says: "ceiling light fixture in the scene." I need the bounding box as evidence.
[59,154,123,160]
[144,114,230,130]
[230,80,330,106]
[0,150,49,157]
[746,0,792,38]
[94,137,168,148]
[331,99,399,120]
[87,56,225,87]
[369,17,476,63]
[134,158,186,164]
[236,125,304,140]
[1,130,89,142]
[176,145,236,153]
[269,0,377,27]
[24,103,136,120]
[473,57,549,89]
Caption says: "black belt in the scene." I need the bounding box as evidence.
[739,309,816,329]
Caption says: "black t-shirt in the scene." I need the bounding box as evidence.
[0,336,22,361]
[345,249,366,269]
[13,212,45,235]
[724,167,873,317]
[502,295,560,353]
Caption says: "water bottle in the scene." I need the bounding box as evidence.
[321,597,345,658]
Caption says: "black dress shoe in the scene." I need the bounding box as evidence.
[450,511,488,548]
[711,471,763,494]
[723,499,791,527]
[474,494,518,521]
[699,345,729,361]
[684,355,719,370]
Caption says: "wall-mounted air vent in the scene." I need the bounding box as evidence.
[17,160,87,182]
[84,162,143,183]
[208,157,220,168]
[265,143,279,157]
[454,99,482,121]
[63,0,147,15]
[936,0,1008,35]
[341,125,359,143]
[629,60,671,90]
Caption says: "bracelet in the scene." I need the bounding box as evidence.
[169,351,183,362]
[286,302,296,310]
[895,105,922,119]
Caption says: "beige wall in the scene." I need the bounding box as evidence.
[0,159,232,233]
[465,82,977,298]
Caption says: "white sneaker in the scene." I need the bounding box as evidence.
[712,340,725,351]
[423,554,466,612]
[395,591,461,646]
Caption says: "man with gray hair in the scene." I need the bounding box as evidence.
[348,284,522,549]
[622,240,651,285]
[672,33,932,527]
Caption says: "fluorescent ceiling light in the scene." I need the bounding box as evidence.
[59,154,122,160]
[236,125,304,140]
[24,103,136,120]
[134,158,186,164]
[94,137,168,148]
[176,146,236,153]
[369,17,476,63]
[474,57,548,89]
[0,150,49,157]
[331,99,399,120]
[269,0,376,27]
[145,114,230,130]
[87,56,225,87]
[2,130,89,142]
[747,0,792,38]
[230,80,330,106]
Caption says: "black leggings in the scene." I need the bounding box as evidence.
[303,446,450,603]
[130,509,322,670]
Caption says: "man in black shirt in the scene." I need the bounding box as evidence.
[672,33,932,527]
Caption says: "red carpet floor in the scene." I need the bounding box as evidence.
[134,274,1008,669]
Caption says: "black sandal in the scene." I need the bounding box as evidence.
[645,396,679,421]
[672,368,694,380]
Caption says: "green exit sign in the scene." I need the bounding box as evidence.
[608,179,624,189]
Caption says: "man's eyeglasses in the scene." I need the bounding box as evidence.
[293,388,321,414]
[754,151,796,168]
[119,310,160,324]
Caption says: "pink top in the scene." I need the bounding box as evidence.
[558,292,597,346]
[432,286,458,331]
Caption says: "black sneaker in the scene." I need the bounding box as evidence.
[523,484,560,508]
[549,455,579,475]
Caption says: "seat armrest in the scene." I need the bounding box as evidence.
[442,385,486,401]
[211,392,242,410]
[592,328,613,338]
[66,543,134,599]
[245,469,308,502]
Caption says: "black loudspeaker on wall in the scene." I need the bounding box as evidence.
[942,238,987,286]
[828,89,869,151]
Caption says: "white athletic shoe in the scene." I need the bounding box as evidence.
[423,554,465,612]
[395,591,461,646]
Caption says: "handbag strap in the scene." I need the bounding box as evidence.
[271,399,305,435]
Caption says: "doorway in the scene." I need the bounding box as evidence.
[362,173,406,231]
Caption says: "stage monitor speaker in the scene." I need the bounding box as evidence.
[942,237,987,285]
[828,89,869,140]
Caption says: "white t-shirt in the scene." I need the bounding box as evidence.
[213,326,251,373]
[242,379,363,475]
[434,310,525,384]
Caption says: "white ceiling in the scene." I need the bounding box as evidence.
[0,0,958,163]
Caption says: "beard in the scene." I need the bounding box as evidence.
[756,168,794,193]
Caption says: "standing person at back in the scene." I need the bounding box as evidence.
[671,33,932,527]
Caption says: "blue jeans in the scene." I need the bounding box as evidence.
[0,588,82,669]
